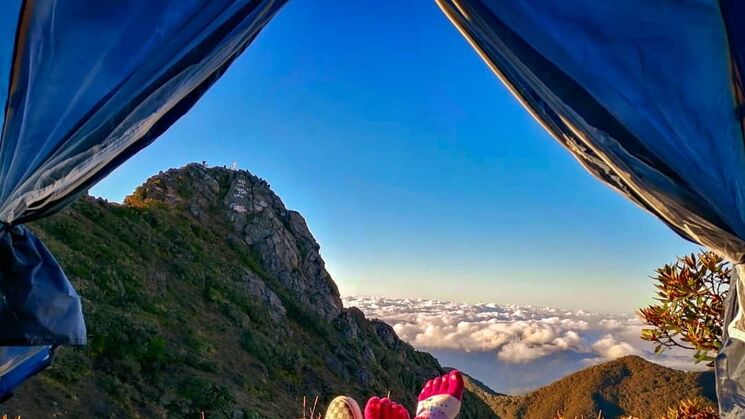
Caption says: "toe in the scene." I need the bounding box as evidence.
[448,370,465,400]
[365,397,381,419]
[392,403,410,419]
[439,373,451,394]
[419,379,434,401]
[432,376,443,393]
[379,398,392,419]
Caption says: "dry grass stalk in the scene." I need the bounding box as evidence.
[298,395,322,419]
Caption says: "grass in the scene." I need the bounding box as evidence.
[297,396,322,419]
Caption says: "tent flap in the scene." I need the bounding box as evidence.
[0,0,287,398]
[0,225,85,345]
[437,0,745,261]
[0,0,288,225]
[0,346,52,401]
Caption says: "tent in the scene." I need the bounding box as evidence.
[1,0,744,416]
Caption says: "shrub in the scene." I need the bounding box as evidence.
[88,311,171,380]
[177,377,234,412]
[638,251,731,365]
[240,331,301,378]
[48,347,92,384]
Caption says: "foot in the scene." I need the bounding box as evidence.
[364,396,411,419]
[326,395,363,419]
[415,371,464,419]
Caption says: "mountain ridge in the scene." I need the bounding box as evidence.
[464,355,716,419]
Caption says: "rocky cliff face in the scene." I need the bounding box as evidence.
[125,163,342,320]
[1,164,494,418]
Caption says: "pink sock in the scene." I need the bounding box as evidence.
[414,371,464,419]
[364,396,411,419]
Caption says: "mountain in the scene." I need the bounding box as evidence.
[464,355,717,419]
[1,163,494,418]
[0,163,717,418]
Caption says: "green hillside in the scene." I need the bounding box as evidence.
[1,164,494,418]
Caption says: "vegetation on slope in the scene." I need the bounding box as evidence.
[0,164,493,418]
[464,355,716,419]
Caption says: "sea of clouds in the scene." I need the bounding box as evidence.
[342,296,705,393]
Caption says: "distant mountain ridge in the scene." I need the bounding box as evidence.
[464,355,716,418]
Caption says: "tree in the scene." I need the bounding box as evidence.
[638,251,731,366]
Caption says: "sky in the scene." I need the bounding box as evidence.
[90,0,697,313]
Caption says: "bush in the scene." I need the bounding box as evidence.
[88,311,171,379]
[240,331,301,378]
[48,347,92,384]
[177,377,234,412]
[638,251,731,365]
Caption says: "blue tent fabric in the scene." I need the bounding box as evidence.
[0,0,22,137]
[720,0,745,102]
[436,0,745,415]
[0,0,287,399]
[0,0,287,224]
[0,346,52,402]
[0,225,84,345]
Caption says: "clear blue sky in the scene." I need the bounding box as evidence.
[90,0,696,313]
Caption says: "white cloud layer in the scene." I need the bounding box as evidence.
[343,296,704,370]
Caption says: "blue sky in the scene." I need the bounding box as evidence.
[91,0,696,313]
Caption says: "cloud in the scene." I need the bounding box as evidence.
[592,334,638,359]
[498,330,583,363]
[343,296,706,370]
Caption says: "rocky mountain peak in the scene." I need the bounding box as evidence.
[10,162,454,417]
[125,163,343,320]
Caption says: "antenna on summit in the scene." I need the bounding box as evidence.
[231,161,238,171]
